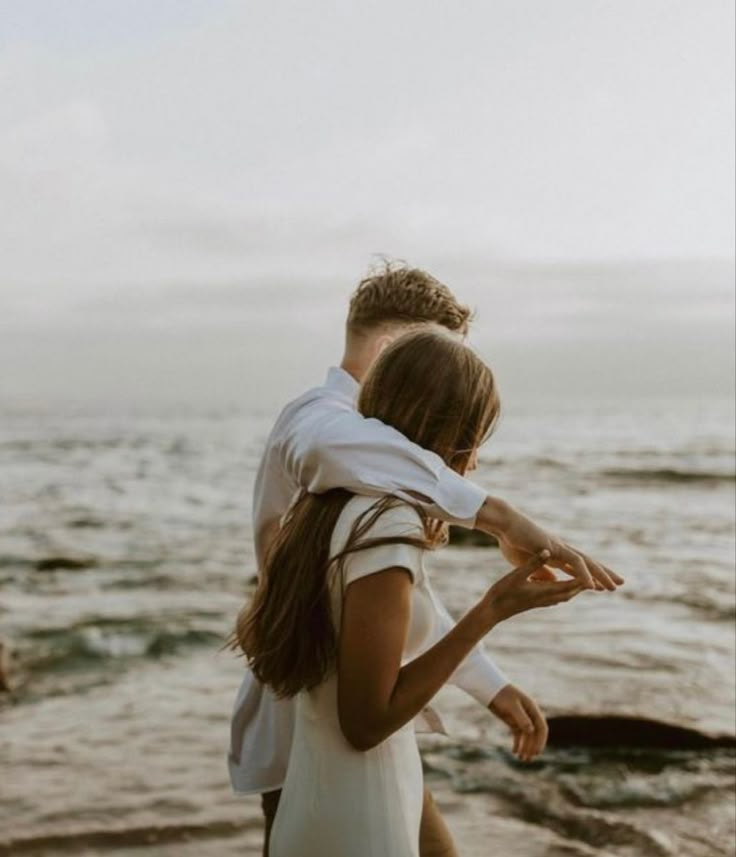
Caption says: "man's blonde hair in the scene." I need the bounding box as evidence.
[346,261,473,336]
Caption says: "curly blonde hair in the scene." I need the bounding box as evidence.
[346,261,473,336]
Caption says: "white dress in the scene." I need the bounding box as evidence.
[269,495,440,857]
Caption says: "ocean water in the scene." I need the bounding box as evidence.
[0,395,734,856]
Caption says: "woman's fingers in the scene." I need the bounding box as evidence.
[528,564,557,582]
[490,550,550,594]
[488,550,599,621]
[554,581,586,604]
[533,579,585,608]
[505,550,551,585]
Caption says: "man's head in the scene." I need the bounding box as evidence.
[342,262,473,379]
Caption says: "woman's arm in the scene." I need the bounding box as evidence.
[337,568,496,751]
[338,550,582,752]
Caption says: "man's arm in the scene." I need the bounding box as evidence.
[281,399,622,591]
[429,587,509,705]
[282,403,486,525]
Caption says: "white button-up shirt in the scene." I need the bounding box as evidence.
[228,367,510,794]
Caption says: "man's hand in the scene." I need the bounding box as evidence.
[477,498,624,591]
[489,684,548,762]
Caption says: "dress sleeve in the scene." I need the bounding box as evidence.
[341,503,425,588]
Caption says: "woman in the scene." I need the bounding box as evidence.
[233,329,586,857]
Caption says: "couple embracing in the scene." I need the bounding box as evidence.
[228,263,623,857]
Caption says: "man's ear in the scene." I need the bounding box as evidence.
[374,333,395,355]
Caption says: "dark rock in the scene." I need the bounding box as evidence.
[0,640,11,692]
[68,517,105,529]
[448,527,499,548]
[547,714,736,750]
[35,556,98,572]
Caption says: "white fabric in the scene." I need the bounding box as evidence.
[228,366,510,795]
[270,497,434,857]
[330,498,432,659]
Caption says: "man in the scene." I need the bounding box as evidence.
[229,263,622,856]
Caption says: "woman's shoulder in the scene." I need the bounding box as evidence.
[344,494,424,533]
[331,495,425,553]
[331,496,427,586]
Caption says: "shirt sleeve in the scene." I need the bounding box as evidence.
[341,503,424,587]
[279,399,487,529]
[428,588,510,706]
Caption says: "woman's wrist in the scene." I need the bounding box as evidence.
[469,597,501,635]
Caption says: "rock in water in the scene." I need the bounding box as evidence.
[0,640,11,692]
[547,714,736,749]
[35,556,97,571]
[448,527,499,548]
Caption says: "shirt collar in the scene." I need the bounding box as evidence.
[325,366,360,402]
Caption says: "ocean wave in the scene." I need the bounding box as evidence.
[557,765,733,809]
[0,554,36,570]
[24,625,223,674]
[453,769,677,855]
[426,735,736,855]
[0,436,155,454]
[633,590,736,623]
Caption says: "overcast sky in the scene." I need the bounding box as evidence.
[1,1,734,407]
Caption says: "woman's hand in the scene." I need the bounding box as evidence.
[482,550,586,624]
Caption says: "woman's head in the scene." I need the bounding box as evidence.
[359,328,500,474]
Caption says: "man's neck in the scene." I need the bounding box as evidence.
[339,358,367,384]
[340,332,388,383]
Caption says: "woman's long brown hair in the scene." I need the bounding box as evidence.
[228,329,501,697]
